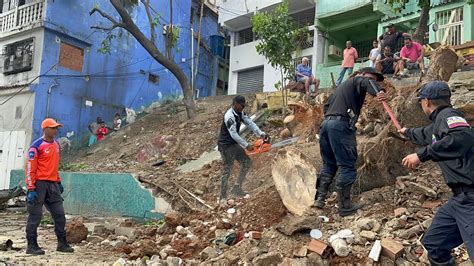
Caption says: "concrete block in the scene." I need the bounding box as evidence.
[381,238,404,261]
[115,226,137,238]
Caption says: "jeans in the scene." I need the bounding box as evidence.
[218,144,251,199]
[318,119,357,187]
[26,180,66,241]
[423,192,474,263]
[336,67,354,86]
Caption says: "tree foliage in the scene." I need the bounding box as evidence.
[252,0,309,82]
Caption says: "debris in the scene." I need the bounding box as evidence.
[310,229,323,239]
[272,148,317,216]
[276,213,321,236]
[293,245,308,258]
[249,231,262,240]
[199,246,218,260]
[252,252,283,266]
[360,231,377,241]
[399,218,432,239]
[329,235,350,257]
[394,207,407,217]
[422,201,441,209]
[368,240,382,262]
[318,216,330,223]
[381,238,405,261]
[65,218,89,244]
[406,182,437,198]
[116,227,137,238]
[307,239,332,259]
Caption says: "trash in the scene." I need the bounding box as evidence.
[310,229,322,239]
[318,216,330,223]
[249,231,262,240]
[227,208,236,218]
[152,160,166,167]
[368,240,382,262]
[329,229,354,257]
[223,231,237,246]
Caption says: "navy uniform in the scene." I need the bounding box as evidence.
[217,96,266,203]
[315,67,385,216]
[400,81,474,265]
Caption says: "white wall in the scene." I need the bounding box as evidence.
[0,28,44,86]
[218,0,282,25]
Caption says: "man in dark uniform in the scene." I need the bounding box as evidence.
[217,96,267,205]
[314,67,386,216]
[398,81,474,265]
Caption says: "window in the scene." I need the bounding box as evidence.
[436,7,464,46]
[3,38,34,75]
[352,40,374,61]
[59,42,84,72]
[235,27,254,46]
[290,8,315,27]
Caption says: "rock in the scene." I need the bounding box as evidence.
[252,252,283,266]
[245,247,262,261]
[394,207,407,217]
[86,235,104,244]
[362,122,375,134]
[368,240,382,262]
[276,212,321,236]
[293,245,308,257]
[101,239,111,246]
[166,256,182,266]
[307,253,328,265]
[280,257,309,266]
[92,224,107,235]
[176,225,187,236]
[115,227,137,238]
[165,211,184,227]
[356,218,378,231]
[148,255,166,266]
[280,128,292,139]
[406,182,437,198]
[111,240,125,248]
[360,231,377,241]
[199,246,219,260]
[66,219,89,244]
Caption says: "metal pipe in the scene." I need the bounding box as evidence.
[46,79,59,117]
[191,28,194,90]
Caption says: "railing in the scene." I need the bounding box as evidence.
[436,7,464,46]
[0,1,44,34]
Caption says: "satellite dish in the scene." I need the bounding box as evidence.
[432,23,439,32]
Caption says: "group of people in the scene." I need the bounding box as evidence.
[217,70,473,265]
[87,113,122,146]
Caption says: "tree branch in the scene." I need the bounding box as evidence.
[90,7,120,25]
[91,24,123,31]
[142,0,156,43]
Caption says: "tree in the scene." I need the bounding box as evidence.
[90,0,196,119]
[252,0,309,108]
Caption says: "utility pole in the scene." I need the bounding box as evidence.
[193,0,204,98]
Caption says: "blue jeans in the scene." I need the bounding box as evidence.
[336,67,353,86]
[423,192,474,263]
[318,119,357,187]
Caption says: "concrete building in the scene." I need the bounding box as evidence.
[0,0,223,189]
[217,0,319,95]
[315,0,474,87]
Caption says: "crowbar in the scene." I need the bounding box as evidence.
[369,80,402,130]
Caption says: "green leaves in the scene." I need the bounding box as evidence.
[97,32,117,55]
[385,0,431,12]
[252,0,309,82]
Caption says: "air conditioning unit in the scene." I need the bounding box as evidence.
[328,45,342,59]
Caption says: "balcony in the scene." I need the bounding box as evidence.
[0,1,45,37]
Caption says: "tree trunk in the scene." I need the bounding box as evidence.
[412,5,430,44]
[110,0,196,118]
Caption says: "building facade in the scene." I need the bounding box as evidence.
[0,0,223,189]
[218,0,319,95]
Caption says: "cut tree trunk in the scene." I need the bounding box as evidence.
[412,5,430,44]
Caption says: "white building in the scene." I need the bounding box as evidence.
[217,0,321,95]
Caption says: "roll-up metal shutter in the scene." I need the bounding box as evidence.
[236,67,264,94]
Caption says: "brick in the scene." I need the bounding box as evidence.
[394,207,407,217]
[249,231,262,240]
[381,238,405,261]
[422,201,441,209]
[307,239,332,259]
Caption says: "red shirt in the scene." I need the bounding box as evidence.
[400,42,423,63]
[342,47,358,68]
[26,137,61,190]
[96,127,108,141]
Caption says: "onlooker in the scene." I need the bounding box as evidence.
[396,37,425,76]
[96,122,108,142]
[379,23,410,53]
[88,117,103,147]
[368,40,380,68]
[296,57,320,95]
[376,46,397,75]
[336,41,358,86]
[113,113,122,131]
[25,118,74,255]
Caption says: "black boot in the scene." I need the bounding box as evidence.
[314,173,333,209]
[56,236,74,253]
[26,238,45,255]
[231,185,248,197]
[428,257,456,266]
[337,185,362,217]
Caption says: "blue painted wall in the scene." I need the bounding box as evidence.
[29,0,218,146]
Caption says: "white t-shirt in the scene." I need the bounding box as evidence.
[368,48,381,68]
[114,118,122,130]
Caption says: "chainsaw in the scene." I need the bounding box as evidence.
[246,137,299,155]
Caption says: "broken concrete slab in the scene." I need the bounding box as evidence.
[276,212,321,236]
[177,150,221,173]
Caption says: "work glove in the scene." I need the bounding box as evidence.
[58,183,64,194]
[246,143,255,152]
[27,190,38,204]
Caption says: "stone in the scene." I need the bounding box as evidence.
[65,219,89,244]
[166,256,183,266]
[360,231,377,241]
[280,257,309,266]
[293,245,308,257]
[276,213,321,236]
[176,225,187,236]
[252,252,283,266]
[406,182,437,198]
[115,227,137,238]
[111,240,125,248]
[394,207,407,217]
[199,246,219,260]
[101,239,111,246]
[148,255,166,266]
[164,211,184,227]
[307,253,327,265]
[422,201,441,209]
[92,224,107,235]
[86,235,104,244]
[245,247,262,261]
[356,218,378,231]
[368,240,382,262]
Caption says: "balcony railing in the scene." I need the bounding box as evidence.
[0,1,44,34]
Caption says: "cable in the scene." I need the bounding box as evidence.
[0,63,57,106]
[127,60,153,108]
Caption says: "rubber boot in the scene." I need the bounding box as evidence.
[428,257,456,266]
[230,185,248,197]
[337,185,362,217]
[314,173,333,209]
[26,238,45,255]
[56,236,74,253]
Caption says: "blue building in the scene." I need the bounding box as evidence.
[0,0,225,189]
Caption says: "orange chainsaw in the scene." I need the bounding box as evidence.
[246,137,299,155]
